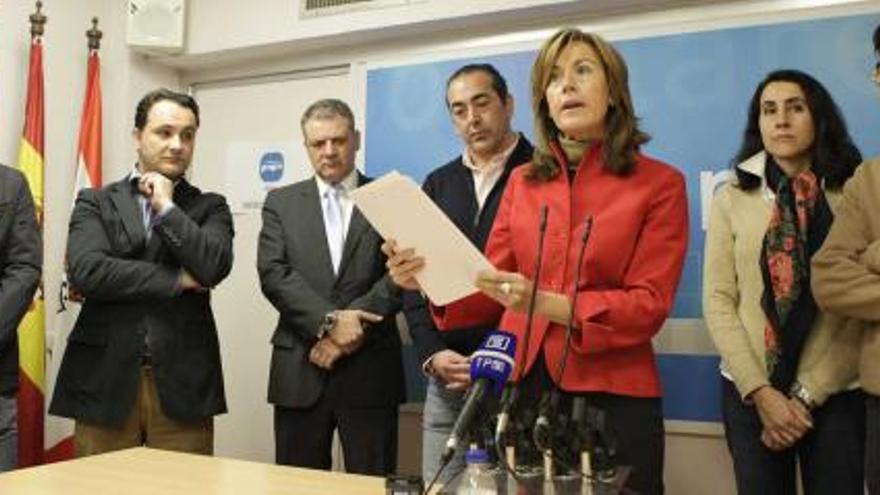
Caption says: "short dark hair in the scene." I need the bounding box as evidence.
[134,88,200,130]
[445,63,510,107]
[300,98,356,133]
[732,69,861,191]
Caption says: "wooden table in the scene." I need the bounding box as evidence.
[0,447,387,494]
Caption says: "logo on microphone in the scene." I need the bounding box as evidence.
[485,332,514,352]
[470,330,517,394]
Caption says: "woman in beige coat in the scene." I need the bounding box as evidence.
[704,69,865,494]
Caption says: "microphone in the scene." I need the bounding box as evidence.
[442,330,517,461]
[534,216,593,450]
[495,205,549,443]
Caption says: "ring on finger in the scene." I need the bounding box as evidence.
[499,282,512,296]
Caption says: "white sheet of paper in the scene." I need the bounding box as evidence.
[349,171,493,306]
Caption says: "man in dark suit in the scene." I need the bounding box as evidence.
[258,99,403,475]
[0,164,42,471]
[49,89,234,457]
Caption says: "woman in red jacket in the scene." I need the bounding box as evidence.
[386,28,688,494]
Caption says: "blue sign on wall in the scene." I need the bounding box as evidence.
[259,151,285,183]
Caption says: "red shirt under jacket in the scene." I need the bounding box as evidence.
[433,142,689,398]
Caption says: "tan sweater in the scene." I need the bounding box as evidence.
[813,157,880,395]
[704,152,862,405]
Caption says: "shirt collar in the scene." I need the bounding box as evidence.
[130,166,143,184]
[461,132,520,175]
[315,167,358,197]
[737,150,766,179]
[736,150,821,200]
[130,165,182,186]
[736,150,776,202]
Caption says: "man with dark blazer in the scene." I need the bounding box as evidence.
[0,164,42,471]
[258,99,403,475]
[49,89,234,457]
[400,64,533,484]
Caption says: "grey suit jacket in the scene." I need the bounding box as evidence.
[0,164,41,395]
[49,176,234,426]
[258,174,403,409]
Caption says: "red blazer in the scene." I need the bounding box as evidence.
[433,142,689,397]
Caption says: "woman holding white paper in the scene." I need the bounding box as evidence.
[384,28,688,494]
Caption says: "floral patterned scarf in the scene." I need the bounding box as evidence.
[760,164,833,391]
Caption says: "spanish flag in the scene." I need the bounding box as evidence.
[16,34,46,468]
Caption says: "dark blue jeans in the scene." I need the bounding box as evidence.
[721,378,865,495]
[866,393,880,494]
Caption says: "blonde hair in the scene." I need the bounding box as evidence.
[528,28,649,180]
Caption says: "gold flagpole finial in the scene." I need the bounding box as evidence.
[30,1,47,39]
[87,17,102,50]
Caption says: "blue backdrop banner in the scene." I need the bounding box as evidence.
[366,13,880,422]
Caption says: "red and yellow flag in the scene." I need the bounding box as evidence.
[45,47,102,464]
[16,36,46,468]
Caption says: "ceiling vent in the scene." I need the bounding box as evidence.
[127,0,186,54]
[301,0,410,17]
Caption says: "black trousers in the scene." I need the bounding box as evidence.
[274,400,398,476]
[721,378,865,495]
[514,354,665,495]
[866,393,880,495]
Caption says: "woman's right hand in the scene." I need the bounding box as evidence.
[381,238,425,291]
[751,386,812,450]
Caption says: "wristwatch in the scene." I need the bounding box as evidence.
[789,381,817,410]
[318,311,338,339]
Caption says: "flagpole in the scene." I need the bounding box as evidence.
[16,0,47,468]
[46,14,104,464]
[29,1,46,38]
[87,17,102,51]
[76,17,103,192]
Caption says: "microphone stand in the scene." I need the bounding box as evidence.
[577,400,634,494]
[557,216,630,494]
[426,327,517,495]
[534,216,592,460]
[571,397,593,494]
[494,205,549,485]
